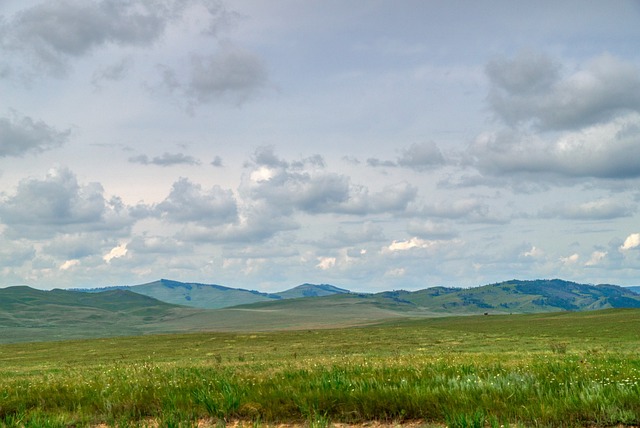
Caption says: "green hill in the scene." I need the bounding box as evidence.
[74,279,350,309]
[628,286,640,294]
[275,283,350,299]
[0,286,191,343]
[4,278,640,344]
[230,279,640,316]
[126,279,282,309]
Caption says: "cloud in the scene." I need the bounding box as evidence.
[91,57,134,88]
[560,253,580,265]
[59,259,80,271]
[0,167,136,239]
[367,141,446,171]
[156,177,238,225]
[585,250,607,266]
[620,233,640,251]
[211,155,224,167]
[0,0,169,75]
[187,44,268,105]
[103,243,128,263]
[538,199,635,220]
[159,43,268,109]
[129,152,201,166]
[468,112,640,179]
[0,113,70,157]
[420,198,506,223]
[316,256,336,270]
[407,220,458,240]
[522,246,544,258]
[313,223,386,249]
[486,52,640,130]
[0,240,36,267]
[397,141,445,170]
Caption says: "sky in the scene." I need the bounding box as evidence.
[1,0,640,292]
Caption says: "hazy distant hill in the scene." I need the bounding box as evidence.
[0,286,185,343]
[4,278,640,344]
[275,283,350,299]
[338,279,640,314]
[75,279,350,309]
[128,279,283,309]
[627,286,640,295]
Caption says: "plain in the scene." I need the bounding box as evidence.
[1,309,640,427]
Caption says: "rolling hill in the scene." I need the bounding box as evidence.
[0,286,194,343]
[3,278,640,344]
[223,279,640,316]
[73,279,351,309]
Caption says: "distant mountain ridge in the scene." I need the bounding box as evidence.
[3,278,640,344]
[70,278,640,312]
[73,279,351,309]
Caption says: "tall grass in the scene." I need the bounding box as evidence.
[1,311,640,426]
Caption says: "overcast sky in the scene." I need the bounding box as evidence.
[2,0,640,292]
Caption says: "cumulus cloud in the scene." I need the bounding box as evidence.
[103,243,128,263]
[383,237,463,258]
[620,233,640,251]
[156,177,238,225]
[0,167,136,239]
[159,43,268,109]
[0,113,70,157]
[560,253,580,265]
[0,0,169,75]
[397,141,445,170]
[585,250,607,266]
[486,52,640,130]
[186,44,268,106]
[468,112,640,179]
[129,152,201,166]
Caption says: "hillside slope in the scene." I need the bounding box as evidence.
[229,279,640,316]
[0,286,189,343]
[75,279,351,309]
[127,279,282,309]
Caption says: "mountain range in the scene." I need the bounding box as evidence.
[2,278,640,344]
[73,279,350,308]
[72,278,640,312]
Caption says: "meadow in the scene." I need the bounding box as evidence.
[1,309,640,427]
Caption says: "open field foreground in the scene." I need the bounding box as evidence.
[1,310,640,427]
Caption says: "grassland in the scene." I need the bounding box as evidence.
[1,309,640,427]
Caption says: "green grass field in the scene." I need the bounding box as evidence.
[1,309,640,427]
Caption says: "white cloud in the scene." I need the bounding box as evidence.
[387,237,430,252]
[620,233,640,251]
[103,243,128,263]
[523,246,544,258]
[585,251,607,266]
[59,259,80,271]
[316,256,336,270]
[560,253,580,265]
